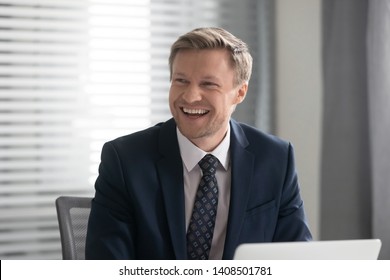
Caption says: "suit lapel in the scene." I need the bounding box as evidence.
[156,119,254,259]
[156,119,187,259]
[223,120,255,259]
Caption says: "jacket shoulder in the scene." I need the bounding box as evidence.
[233,121,290,152]
[105,119,176,156]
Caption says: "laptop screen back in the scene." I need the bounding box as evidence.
[233,239,382,260]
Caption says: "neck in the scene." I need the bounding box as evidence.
[191,126,229,152]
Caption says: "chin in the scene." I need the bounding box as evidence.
[178,124,206,139]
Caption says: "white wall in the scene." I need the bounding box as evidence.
[275,0,322,239]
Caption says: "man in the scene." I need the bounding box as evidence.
[85,27,312,260]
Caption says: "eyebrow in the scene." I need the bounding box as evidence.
[172,72,222,85]
[202,75,219,81]
[173,72,219,80]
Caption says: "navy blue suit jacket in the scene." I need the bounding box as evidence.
[85,118,312,259]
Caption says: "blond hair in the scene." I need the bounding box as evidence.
[169,27,253,86]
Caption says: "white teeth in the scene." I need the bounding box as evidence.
[183,108,208,115]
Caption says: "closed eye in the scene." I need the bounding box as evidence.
[174,78,189,84]
[201,81,219,88]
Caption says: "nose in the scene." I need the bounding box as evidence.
[182,84,202,103]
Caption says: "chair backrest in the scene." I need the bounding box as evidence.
[55,196,92,260]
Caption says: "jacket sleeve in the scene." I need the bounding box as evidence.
[272,143,313,242]
[85,141,136,259]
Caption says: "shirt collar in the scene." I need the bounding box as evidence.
[177,124,231,172]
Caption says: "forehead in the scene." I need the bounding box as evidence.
[172,48,234,74]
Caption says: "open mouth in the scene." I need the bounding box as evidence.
[181,107,209,116]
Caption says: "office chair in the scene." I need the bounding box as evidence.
[55,196,92,260]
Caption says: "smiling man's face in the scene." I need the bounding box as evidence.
[169,48,247,152]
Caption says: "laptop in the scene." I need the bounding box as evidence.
[233,239,382,260]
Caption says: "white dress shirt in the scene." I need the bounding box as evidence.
[176,125,231,260]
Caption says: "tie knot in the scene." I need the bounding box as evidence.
[199,154,219,175]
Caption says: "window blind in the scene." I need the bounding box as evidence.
[0,0,268,259]
[0,0,91,259]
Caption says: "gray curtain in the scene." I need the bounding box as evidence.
[321,0,390,259]
[367,0,390,260]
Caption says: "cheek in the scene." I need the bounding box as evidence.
[168,87,176,103]
[169,85,181,97]
[168,89,176,111]
[214,98,233,116]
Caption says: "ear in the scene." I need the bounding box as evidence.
[234,82,248,104]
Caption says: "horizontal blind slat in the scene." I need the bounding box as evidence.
[0,219,57,230]
[0,242,62,255]
[0,0,87,7]
[0,90,80,98]
[0,184,92,194]
[0,6,88,19]
[0,55,85,65]
[0,230,60,243]
[0,31,88,42]
[0,18,87,30]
